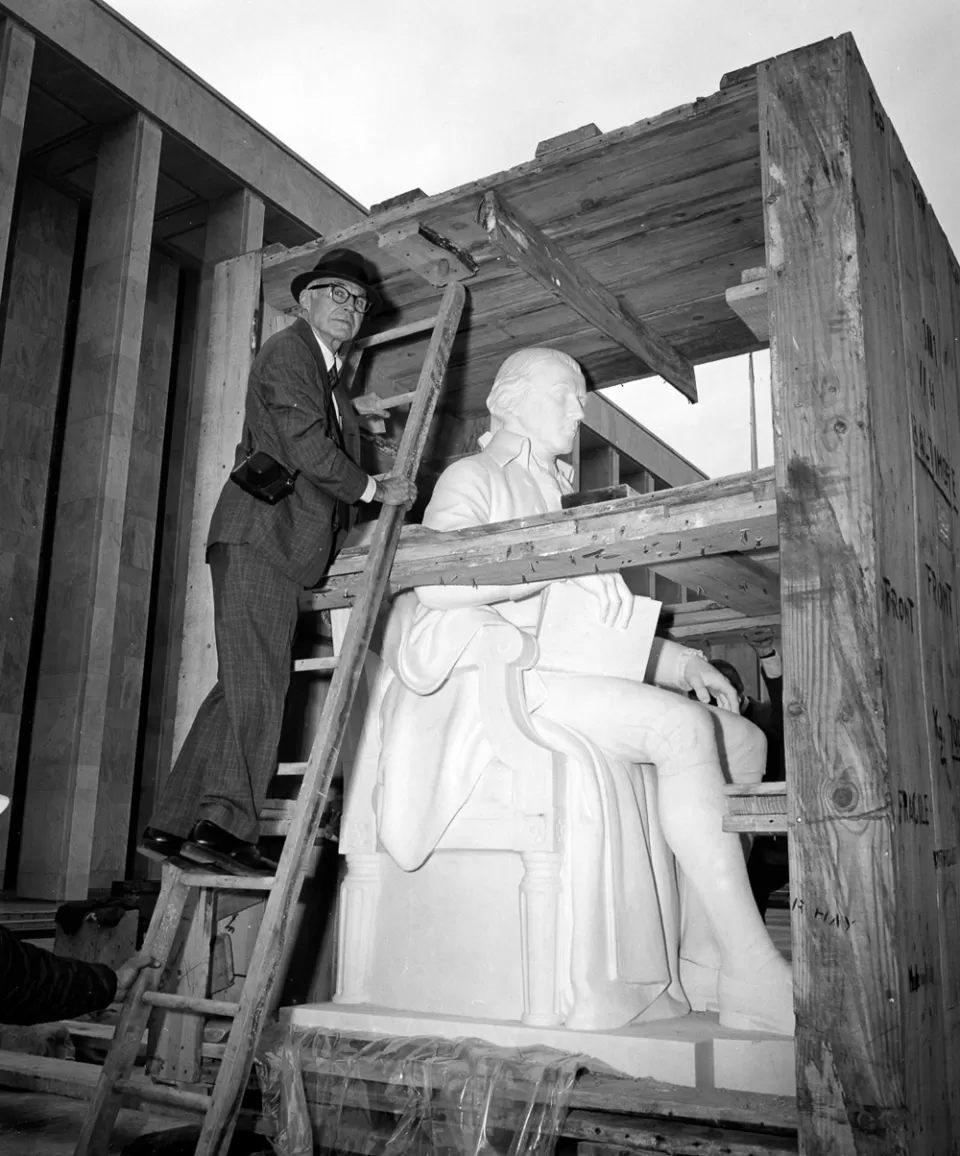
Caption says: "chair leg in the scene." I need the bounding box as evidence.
[519,850,563,1026]
[333,852,382,1003]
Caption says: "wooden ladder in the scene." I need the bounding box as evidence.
[73,279,467,1156]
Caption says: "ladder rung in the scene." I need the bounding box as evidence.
[141,992,240,1017]
[275,762,307,777]
[115,1078,210,1115]
[179,871,276,890]
[293,656,338,673]
[355,313,439,349]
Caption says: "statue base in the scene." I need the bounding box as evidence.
[282,1003,795,1097]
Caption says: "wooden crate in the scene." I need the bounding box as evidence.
[761,33,960,1155]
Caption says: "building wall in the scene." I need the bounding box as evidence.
[0,176,78,877]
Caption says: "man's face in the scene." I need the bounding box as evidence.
[300,279,367,351]
[509,360,586,457]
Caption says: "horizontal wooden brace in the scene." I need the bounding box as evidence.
[664,612,781,641]
[652,552,781,615]
[480,189,697,401]
[301,467,777,611]
[724,782,788,834]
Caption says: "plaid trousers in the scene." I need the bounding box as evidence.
[150,543,301,842]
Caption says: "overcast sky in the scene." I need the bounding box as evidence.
[110,0,959,478]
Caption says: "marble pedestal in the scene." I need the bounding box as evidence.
[282,1003,796,1097]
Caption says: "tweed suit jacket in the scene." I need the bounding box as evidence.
[208,317,369,586]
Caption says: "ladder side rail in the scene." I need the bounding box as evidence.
[74,867,192,1156]
[195,278,467,1156]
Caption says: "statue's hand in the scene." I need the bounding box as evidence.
[572,572,633,629]
[684,654,740,713]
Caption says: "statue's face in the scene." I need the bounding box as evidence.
[509,361,586,457]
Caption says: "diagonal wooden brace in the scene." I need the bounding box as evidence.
[481,189,698,401]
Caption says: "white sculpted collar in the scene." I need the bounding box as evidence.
[477,427,574,487]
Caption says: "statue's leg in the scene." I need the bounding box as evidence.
[537,675,793,1034]
[679,703,770,1005]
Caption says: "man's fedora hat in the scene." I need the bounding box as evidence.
[290,247,382,311]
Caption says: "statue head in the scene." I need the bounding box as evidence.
[487,347,586,458]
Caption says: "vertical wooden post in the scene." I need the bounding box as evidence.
[761,34,959,1153]
[18,113,161,900]
[0,17,34,301]
[170,249,262,760]
[84,251,179,891]
[137,191,264,853]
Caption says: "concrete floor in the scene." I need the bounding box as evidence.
[0,1090,181,1155]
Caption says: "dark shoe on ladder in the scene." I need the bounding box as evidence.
[73,279,466,1156]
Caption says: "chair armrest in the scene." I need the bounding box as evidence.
[469,624,554,777]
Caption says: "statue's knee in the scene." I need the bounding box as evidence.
[653,701,716,764]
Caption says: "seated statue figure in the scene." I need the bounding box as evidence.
[345,346,793,1036]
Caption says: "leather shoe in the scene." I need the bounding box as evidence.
[138,827,192,866]
[180,820,276,877]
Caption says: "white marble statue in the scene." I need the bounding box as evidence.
[336,347,793,1037]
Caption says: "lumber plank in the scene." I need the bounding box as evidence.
[481,189,697,401]
[569,1073,796,1131]
[724,782,789,834]
[376,220,476,286]
[301,467,777,611]
[570,1112,797,1155]
[295,1066,796,1153]
[757,34,957,1152]
[725,275,769,342]
[651,553,780,615]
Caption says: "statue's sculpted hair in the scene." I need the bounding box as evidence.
[486,347,584,428]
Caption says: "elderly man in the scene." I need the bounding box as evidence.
[376,346,792,1033]
[141,249,414,875]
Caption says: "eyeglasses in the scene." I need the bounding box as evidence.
[306,281,372,314]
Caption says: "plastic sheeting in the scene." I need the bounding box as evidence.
[255,1026,587,1156]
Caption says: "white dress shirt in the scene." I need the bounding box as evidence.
[310,325,376,503]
